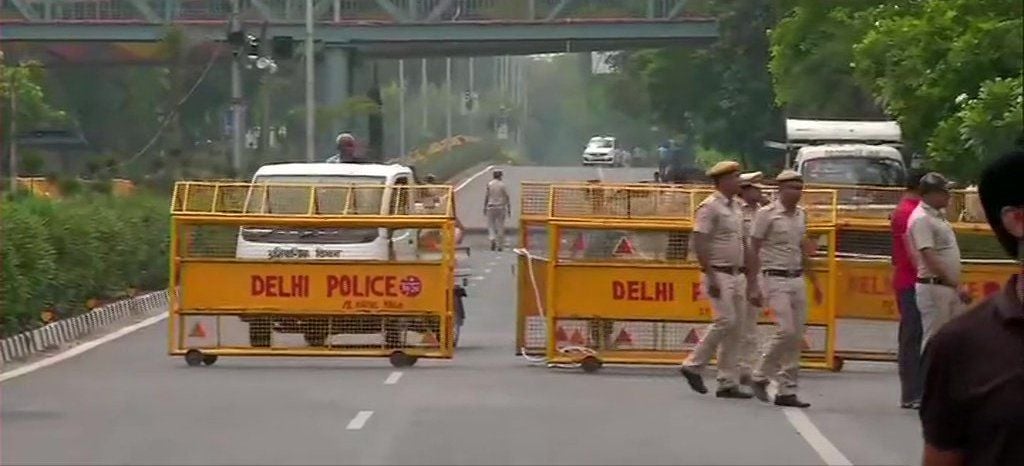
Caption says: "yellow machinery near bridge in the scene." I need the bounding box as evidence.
[168,181,458,368]
[517,181,842,372]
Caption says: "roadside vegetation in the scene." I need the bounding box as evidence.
[0,187,168,337]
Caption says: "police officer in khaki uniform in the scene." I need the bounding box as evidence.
[737,171,766,385]
[907,172,972,349]
[680,161,760,399]
[748,170,821,408]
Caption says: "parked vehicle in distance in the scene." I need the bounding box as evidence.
[582,135,628,167]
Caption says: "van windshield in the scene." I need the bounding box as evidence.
[241,175,387,244]
[802,157,905,187]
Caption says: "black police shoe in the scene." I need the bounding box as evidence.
[716,386,754,399]
[679,367,708,394]
[774,394,810,408]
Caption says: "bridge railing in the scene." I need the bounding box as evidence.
[2,0,701,23]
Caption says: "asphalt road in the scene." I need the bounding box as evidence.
[1,165,921,465]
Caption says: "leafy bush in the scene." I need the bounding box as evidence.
[0,192,169,336]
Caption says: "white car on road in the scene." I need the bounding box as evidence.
[582,136,627,167]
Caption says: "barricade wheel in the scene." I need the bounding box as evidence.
[580,356,603,374]
[831,356,845,372]
[389,351,418,368]
[202,354,218,366]
[185,350,204,367]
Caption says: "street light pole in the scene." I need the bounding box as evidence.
[305,0,316,162]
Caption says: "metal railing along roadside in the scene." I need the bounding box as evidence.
[0,291,168,367]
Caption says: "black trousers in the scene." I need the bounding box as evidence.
[896,287,923,404]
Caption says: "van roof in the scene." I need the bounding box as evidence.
[786,119,902,144]
[252,162,412,179]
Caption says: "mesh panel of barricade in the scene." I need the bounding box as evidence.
[181,314,443,350]
[172,182,453,217]
[549,319,828,354]
[555,228,693,263]
[835,225,1007,260]
[549,184,696,221]
[521,182,552,219]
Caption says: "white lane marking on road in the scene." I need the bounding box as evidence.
[483,268,492,274]
[346,410,374,430]
[783,408,853,466]
[0,312,168,383]
[384,371,403,385]
[454,164,494,192]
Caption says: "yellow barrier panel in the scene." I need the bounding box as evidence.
[169,181,457,368]
[521,183,841,373]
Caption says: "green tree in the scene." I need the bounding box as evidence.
[614,0,781,169]
[0,61,67,129]
[853,0,1023,170]
[769,0,887,118]
[928,77,1023,182]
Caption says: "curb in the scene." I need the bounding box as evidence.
[0,291,169,368]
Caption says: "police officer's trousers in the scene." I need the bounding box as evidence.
[738,276,765,380]
[753,275,807,396]
[916,283,964,351]
[486,206,507,247]
[683,271,747,389]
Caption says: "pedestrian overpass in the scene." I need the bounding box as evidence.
[1,0,717,59]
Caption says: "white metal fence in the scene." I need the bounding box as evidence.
[0,291,168,367]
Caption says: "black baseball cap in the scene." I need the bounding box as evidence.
[918,172,953,194]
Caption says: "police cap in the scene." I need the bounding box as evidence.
[705,161,741,178]
[775,170,803,183]
[739,171,764,187]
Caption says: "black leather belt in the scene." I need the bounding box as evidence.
[917,277,955,288]
[763,269,803,278]
[708,266,746,275]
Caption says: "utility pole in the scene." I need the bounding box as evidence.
[420,58,428,133]
[445,57,452,140]
[230,0,243,175]
[467,56,474,135]
[305,0,316,161]
[398,59,406,157]
[8,68,18,193]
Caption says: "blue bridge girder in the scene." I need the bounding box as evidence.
[1,0,697,23]
[0,19,718,58]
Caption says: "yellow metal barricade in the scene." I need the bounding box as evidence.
[535,183,841,372]
[824,185,1017,364]
[168,181,458,368]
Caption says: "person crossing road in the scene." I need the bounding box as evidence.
[737,171,767,385]
[484,169,511,251]
[680,161,760,399]
[748,170,822,408]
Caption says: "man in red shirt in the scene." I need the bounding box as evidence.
[891,169,925,409]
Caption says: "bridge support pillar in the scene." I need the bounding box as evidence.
[318,46,352,157]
